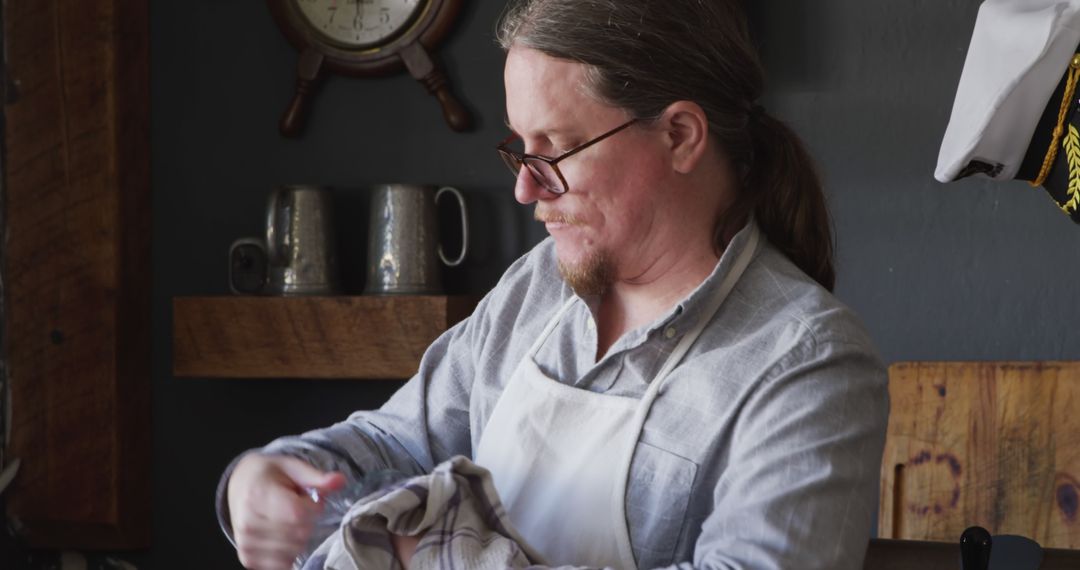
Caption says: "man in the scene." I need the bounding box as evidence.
[220,1,889,568]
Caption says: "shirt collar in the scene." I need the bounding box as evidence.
[643,217,761,335]
[571,218,761,341]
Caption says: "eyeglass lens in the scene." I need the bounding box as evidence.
[498,150,565,194]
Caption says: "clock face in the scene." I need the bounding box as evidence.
[295,0,424,48]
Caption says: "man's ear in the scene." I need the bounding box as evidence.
[660,101,710,174]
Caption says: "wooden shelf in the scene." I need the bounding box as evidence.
[173,295,478,379]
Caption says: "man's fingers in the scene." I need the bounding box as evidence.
[227,454,344,569]
[236,546,298,570]
[236,533,308,570]
[311,470,347,494]
[391,533,422,567]
[275,456,346,493]
[233,486,318,563]
[233,512,311,543]
[261,483,319,523]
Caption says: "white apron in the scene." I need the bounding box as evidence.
[474,224,759,569]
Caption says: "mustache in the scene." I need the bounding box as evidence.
[534,209,581,225]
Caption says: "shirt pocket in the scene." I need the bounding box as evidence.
[626,441,699,568]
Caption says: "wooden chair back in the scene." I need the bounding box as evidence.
[879,362,1080,548]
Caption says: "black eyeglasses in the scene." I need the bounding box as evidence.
[496,118,640,194]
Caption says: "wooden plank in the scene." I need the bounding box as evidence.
[3,0,151,549]
[173,296,478,379]
[880,362,1080,549]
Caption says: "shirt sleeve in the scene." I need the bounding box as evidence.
[213,284,499,543]
[670,339,889,570]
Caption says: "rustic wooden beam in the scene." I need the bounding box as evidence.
[3,0,151,549]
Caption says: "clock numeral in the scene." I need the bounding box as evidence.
[295,0,421,46]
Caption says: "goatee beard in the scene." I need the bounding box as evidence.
[558,251,615,296]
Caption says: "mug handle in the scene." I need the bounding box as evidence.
[265,186,292,266]
[435,186,469,267]
[229,238,268,295]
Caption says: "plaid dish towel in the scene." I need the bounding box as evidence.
[300,455,545,570]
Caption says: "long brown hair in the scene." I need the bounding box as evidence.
[497,0,836,291]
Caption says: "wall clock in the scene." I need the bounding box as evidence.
[267,0,472,136]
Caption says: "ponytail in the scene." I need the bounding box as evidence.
[723,112,836,292]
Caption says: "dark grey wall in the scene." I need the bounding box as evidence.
[748,0,1080,358]
[148,1,1079,568]
[150,2,526,567]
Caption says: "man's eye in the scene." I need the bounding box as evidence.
[524,136,573,158]
[550,142,577,155]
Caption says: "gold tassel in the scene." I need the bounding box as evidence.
[1030,54,1080,188]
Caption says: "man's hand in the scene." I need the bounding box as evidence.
[391,533,422,568]
[227,453,346,570]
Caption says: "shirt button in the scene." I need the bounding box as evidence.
[664,327,677,339]
[587,318,596,331]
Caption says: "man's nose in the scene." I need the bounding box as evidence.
[514,166,551,205]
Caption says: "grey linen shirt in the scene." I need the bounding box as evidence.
[217,223,889,570]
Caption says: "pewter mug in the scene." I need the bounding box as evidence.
[229,185,341,295]
[364,184,469,294]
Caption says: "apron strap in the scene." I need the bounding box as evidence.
[526,297,578,359]
[655,223,761,384]
[608,221,761,569]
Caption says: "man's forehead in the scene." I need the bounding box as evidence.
[502,114,573,138]
[504,48,590,135]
